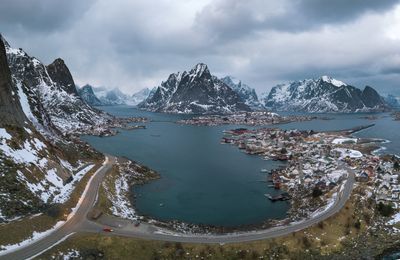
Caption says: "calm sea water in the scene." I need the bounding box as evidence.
[82,106,399,227]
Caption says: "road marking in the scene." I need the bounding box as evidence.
[27,232,76,260]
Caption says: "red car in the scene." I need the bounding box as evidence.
[103,227,113,232]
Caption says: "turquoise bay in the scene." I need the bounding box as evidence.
[82,106,400,227]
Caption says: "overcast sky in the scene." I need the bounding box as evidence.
[1,0,400,95]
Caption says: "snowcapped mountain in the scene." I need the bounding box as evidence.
[0,35,105,221]
[131,88,151,106]
[261,76,388,113]
[384,94,400,108]
[220,76,263,110]
[78,84,152,107]
[77,84,103,106]
[139,63,251,114]
[3,37,109,134]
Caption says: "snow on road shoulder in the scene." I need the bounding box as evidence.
[0,221,65,255]
[53,164,95,203]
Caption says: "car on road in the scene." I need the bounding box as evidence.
[133,220,141,227]
[103,227,114,232]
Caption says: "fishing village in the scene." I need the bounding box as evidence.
[222,126,400,220]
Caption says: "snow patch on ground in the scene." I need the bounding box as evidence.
[332,138,357,145]
[0,221,64,255]
[334,148,363,159]
[388,212,400,225]
[0,128,12,140]
[105,172,137,220]
[0,138,44,164]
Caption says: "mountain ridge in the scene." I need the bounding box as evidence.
[139,63,251,114]
[261,76,389,113]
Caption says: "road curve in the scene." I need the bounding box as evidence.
[0,157,355,259]
[0,156,116,260]
[81,168,355,244]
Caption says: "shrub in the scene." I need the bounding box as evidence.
[312,188,323,197]
[377,202,395,217]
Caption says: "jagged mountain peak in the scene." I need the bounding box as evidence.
[320,75,347,87]
[220,76,263,110]
[0,33,10,48]
[3,35,109,133]
[261,76,388,113]
[139,63,251,114]
[46,58,78,96]
[189,63,210,78]
[0,37,27,127]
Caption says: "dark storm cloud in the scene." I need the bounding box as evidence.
[194,0,400,41]
[298,0,400,24]
[0,0,399,95]
[0,0,94,33]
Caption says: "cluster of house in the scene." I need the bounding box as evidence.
[178,112,315,126]
[224,128,398,199]
[362,158,400,207]
[224,128,356,192]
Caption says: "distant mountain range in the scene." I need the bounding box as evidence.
[260,76,389,113]
[76,62,393,114]
[138,63,252,114]
[77,85,151,106]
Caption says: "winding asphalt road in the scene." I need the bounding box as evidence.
[0,156,356,259]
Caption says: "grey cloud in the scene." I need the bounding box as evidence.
[0,0,399,96]
[0,0,95,34]
[194,0,400,41]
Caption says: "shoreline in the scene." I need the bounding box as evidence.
[108,124,385,234]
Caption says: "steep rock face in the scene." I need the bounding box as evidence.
[261,76,388,113]
[139,63,251,114]
[46,58,78,96]
[4,39,109,133]
[221,76,263,110]
[0,36,26,127]
[78,84,103,106]
[0,35,104,222]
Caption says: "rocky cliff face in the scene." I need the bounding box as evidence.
[261,76,388,113]
[220,76,263,110]
[46,58,79,96]
[0,35,103,222]
[78,84,103,106]
[4,38,109,133]
[139,63,251,114]
[0,35,26,127]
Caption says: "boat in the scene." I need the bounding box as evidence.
[260,169,268,173]
[264,193,272,199]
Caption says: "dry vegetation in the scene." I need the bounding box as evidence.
[39,183,400,259]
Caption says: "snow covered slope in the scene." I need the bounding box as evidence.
[3,37,110,134]
[139,63,251,114]
[131,88,151,106]
[221,76,263,110]
[0,35,103,222]
[77,84,103,106]
[261,76,389,113]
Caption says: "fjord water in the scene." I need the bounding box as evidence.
[83,106,399,227]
